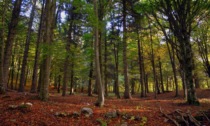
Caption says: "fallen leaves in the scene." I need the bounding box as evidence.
[0,89,210,126]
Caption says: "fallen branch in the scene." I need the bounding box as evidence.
[201,111,210,123]
[186,110,201,126]
[160,107,179,126]
[175,109,189,126]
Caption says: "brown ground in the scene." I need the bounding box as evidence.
[0,89,210,126]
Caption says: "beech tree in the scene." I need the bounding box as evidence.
[94,0,104,107]
[19,0,37,92]
[0,0,23,94]
[150,0,210,105]
[39,0,56,101]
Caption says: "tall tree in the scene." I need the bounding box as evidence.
[31,0,45,93]
[19,0,37,92]
[94,0,104,107]
[39,0,56,101]
[151,0,210,105]
[62,4,75,96]
[122,0,131,99]
[0,0,23,94]
[0,0,10,93]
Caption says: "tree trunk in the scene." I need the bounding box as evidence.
[15,57,21,90]
[166,38,179,96]
[69,62,74,95]
[94,0,104,107]
[114,42,120,98]
[57,74,61,93]
[1,0,23,93]
[122,0,131,99]
[31,0,45,93]
[158,57,164,93]
[181,38,199,105]
[63,6,75,96]
[10,54,15,90]
[149,20,158,98]
[88,60,93,96]
[137,27,145,97]
[145,73,149,94]
[111,12,120,98]
[0,0,9,93]
[39,0,56,101]
[104,31,108,97]
[131,78,135,95]
[19,0,37,92]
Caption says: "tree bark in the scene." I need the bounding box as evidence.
[69,61,74,95]
[1,0,23,93]
[122,0,131,99]
[158,57,164,93]
[39,0,56,101]
[136,25,145,97]
[94,0,104,107]
[19,0,37,92]
[88,61,93,96]
[0,0,9,93]
[31,0,45,93]
[62,7,75,96]
[104,31,108,97]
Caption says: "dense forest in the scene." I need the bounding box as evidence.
[0,0,210,125]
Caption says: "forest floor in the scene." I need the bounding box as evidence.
[0,89,210,126]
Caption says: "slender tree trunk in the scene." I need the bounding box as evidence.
[104,32,108,97]
[122,0,131,99]
[94,0,104,107]
[24,67,29,86]
[136,27,145,97]
[69,62,74,95]
[145,73,149,94]
[37,68,42,92]
[166,76,169,91]
[19,0,37,92]
[31,0,45,93]
[88,37,94,96]
[149,21,158,98]
[57,74,61,93]
[111,12,120,98]
[131,78,135,95]
[88,60,93,96]
[158,57,164,93]
[166,39,179,96]
[10,55,15,90]
[62,7,75,96]
[114,42,120,98]
[1,0,23,93]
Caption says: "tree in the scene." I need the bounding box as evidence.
[0,0,10,93]
[39,0,56,101]
[0,0,23,94]
[94,0,104,107]
[31,0,45,93]
[122,0,131,99]
[19,0,37,92]
[150,0,210,105]
[62,3,75,96]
